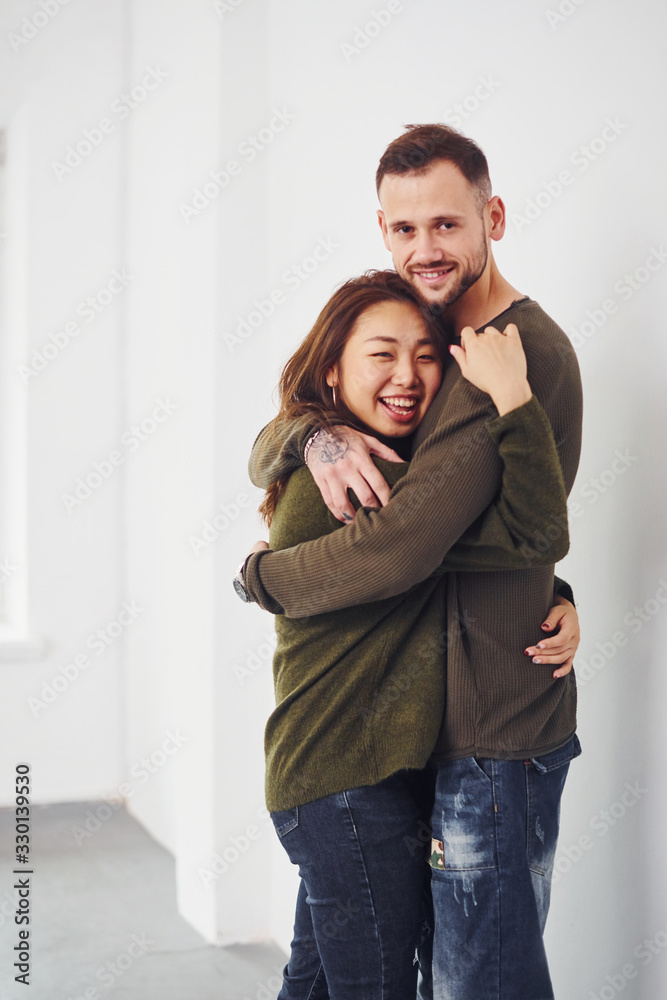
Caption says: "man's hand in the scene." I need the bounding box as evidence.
[249,540,269,555]
[306,427,403,523]
[524,596,581,679]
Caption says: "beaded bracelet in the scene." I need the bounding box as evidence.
[303,429,322,465]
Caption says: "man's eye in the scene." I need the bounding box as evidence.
[438,222,454,230]
[396,226,413,234]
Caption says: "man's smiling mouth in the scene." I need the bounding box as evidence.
[412,266,455,284]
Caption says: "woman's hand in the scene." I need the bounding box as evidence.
[524,597,581,679]
[449,323,532,416]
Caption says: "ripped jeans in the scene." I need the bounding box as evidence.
[425,734,582,1000]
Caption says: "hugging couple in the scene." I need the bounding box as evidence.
[234,124,583,1000]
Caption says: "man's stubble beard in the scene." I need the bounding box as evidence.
[402,236,489,318]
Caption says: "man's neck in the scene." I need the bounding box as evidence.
[445,260,524,333]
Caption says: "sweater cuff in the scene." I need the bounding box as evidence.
[243,550,285,614]
[484,393,547,447]
[553,574,576,607]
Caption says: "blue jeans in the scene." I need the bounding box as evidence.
[426,734,582,1000]
[270,770,432,999]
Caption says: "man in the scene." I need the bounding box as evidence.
[238,125,583,999]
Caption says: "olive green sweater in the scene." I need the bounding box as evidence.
[265,394,568,811]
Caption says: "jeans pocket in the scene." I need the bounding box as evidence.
[271,806,299,838]
[528,733,582,774]
[526,735,581,876]
[432,757,497,871]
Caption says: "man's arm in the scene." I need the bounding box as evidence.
[244,336,581,616]
[432,395,568,573]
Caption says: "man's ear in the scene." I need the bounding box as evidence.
[485,195,506,242]
[377,210,392,252]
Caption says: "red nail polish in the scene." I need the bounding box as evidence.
[523,649,531,656]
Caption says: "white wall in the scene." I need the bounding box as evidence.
[1,1,666,995]
[0,0,126,800]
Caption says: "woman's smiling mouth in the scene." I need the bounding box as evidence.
[379,396,420,421]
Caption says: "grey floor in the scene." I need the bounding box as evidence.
[0,802,287,1000]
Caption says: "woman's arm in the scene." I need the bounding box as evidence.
[248,415,316,490]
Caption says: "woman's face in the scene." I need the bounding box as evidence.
[327,300,442,438]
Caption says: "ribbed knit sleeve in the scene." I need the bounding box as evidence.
[247,414,317,490]
[437,395,568,572]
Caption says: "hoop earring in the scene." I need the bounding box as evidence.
[332,385,337,407]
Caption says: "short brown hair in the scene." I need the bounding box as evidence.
[376,124,492,209]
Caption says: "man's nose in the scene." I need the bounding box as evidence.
[414,230,442,263]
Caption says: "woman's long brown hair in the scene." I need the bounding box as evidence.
[258,270,445,525]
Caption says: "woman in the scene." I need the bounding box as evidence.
[238,270,578,999]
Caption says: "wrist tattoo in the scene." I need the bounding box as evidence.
[313,429,350,465]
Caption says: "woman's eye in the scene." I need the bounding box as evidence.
[371,352,393,359]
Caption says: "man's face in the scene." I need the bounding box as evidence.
[377,160,492,309]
